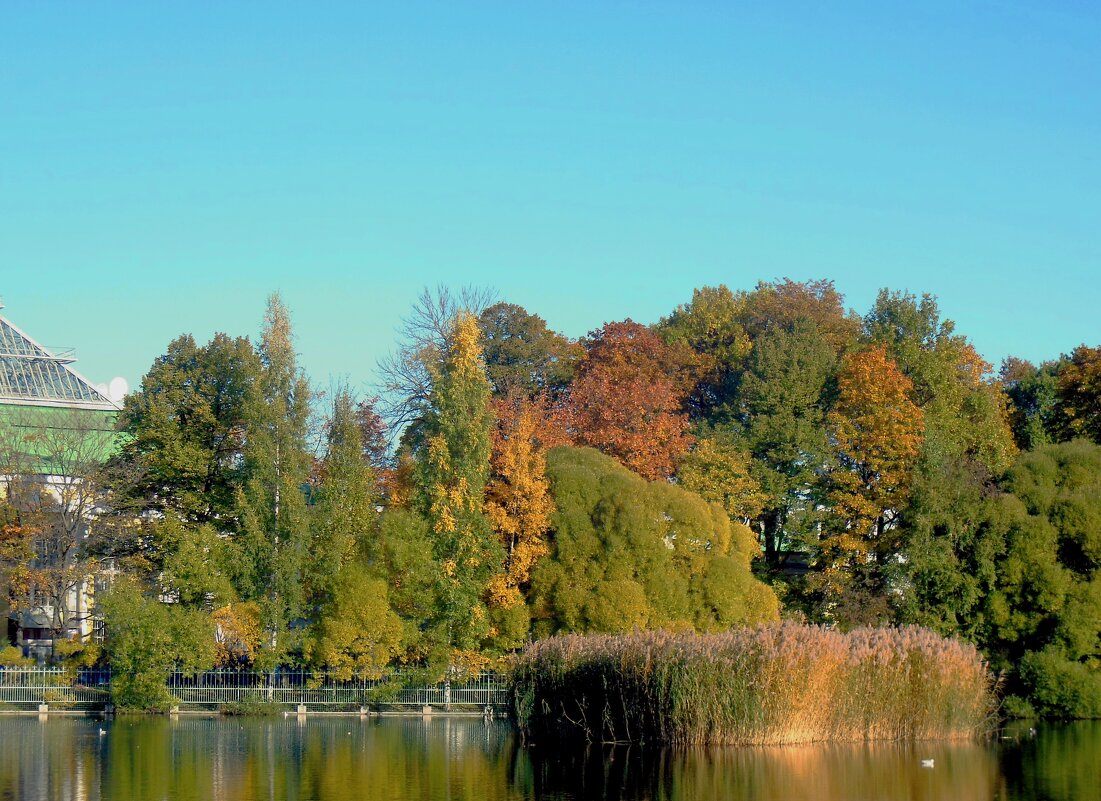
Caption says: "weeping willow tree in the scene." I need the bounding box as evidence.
[529,446,780,637]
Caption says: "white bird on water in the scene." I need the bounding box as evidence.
[920,759,934,768]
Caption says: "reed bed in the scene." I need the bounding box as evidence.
[511,624,994,746]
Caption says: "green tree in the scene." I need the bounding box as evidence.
[99,578,216,710]
[108,332,260,527]
[676,435,766,523]
[865,289,1016,474]
[739,278,861,353]
[305,564,405,679]
[898,441,1101,717]
[529,447,779,637]
[309,389,380,604]
[413,311,501,656]
[896,456,1005,640]
[976,442,1100,716]
[236,293,313,663]
[370,508,441,662]
[1001,356,1064,450]
[735,320,836,567]
[477,301,581,399]
[156,518,236,606]
[659,285,751,420]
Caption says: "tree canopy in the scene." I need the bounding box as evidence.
[529,446,780,637]
[13,280,1101,720]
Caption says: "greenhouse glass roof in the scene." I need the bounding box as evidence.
[0,309,118,411]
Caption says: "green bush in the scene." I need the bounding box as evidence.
[99,579,216,711]
[1018,648,1101,719]
[220,693,283,717]
[0,645,32,667]
[530,447,779,637]
[52,638,101,678]
[1001,695,1037,719]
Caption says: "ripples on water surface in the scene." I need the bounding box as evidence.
[0,717,1097,801]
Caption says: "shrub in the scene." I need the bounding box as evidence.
[1018,648,1101,719]
[1001,695,1037,719]
[530,447,780,637]
[52,638,101,678]
[99,579,217,710]
[0,645,31,667]
[220,693,283,717]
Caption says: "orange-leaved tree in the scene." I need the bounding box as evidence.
[1058,344,1101,444]
[562,321,699,480]
[483,396,556,647]
[212,602,263,666]
[815,345,925,614]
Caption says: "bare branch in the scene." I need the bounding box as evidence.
[0,406,119,641]
[376,284,496,436]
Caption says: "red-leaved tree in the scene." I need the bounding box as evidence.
[560,321,700,480]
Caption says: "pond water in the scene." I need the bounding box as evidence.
[0,716,1097,801]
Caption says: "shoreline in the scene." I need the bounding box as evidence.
[0,706,508,719]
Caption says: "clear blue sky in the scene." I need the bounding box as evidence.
[2,1,1098,396]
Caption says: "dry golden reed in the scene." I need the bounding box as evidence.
[512,624,994,745]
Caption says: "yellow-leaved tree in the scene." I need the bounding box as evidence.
[212,602,263,666]
[304,566,405,680]
[413,311,502,662]
[677,437,766,524]
[814,345,925,624]
[484,396,555,648]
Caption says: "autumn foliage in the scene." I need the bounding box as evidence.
[1059,345,1101,443]
[484,396,555,610]
[827,345,925,549]
[212,602,263,666]
[561,321,699,480]
[815,346,925,604]
[34,281,1101,720]
[413,311,502,653]
[514,625,993,745]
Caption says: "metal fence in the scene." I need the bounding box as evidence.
[0,667,509,712]
[0,667,111,710]
[168,669,510,711]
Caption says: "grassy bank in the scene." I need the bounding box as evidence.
[512,625,994,745]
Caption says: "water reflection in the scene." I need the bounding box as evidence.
[0,716,1096,801]
[999,720,1101,801]
[526,739,1003,801]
